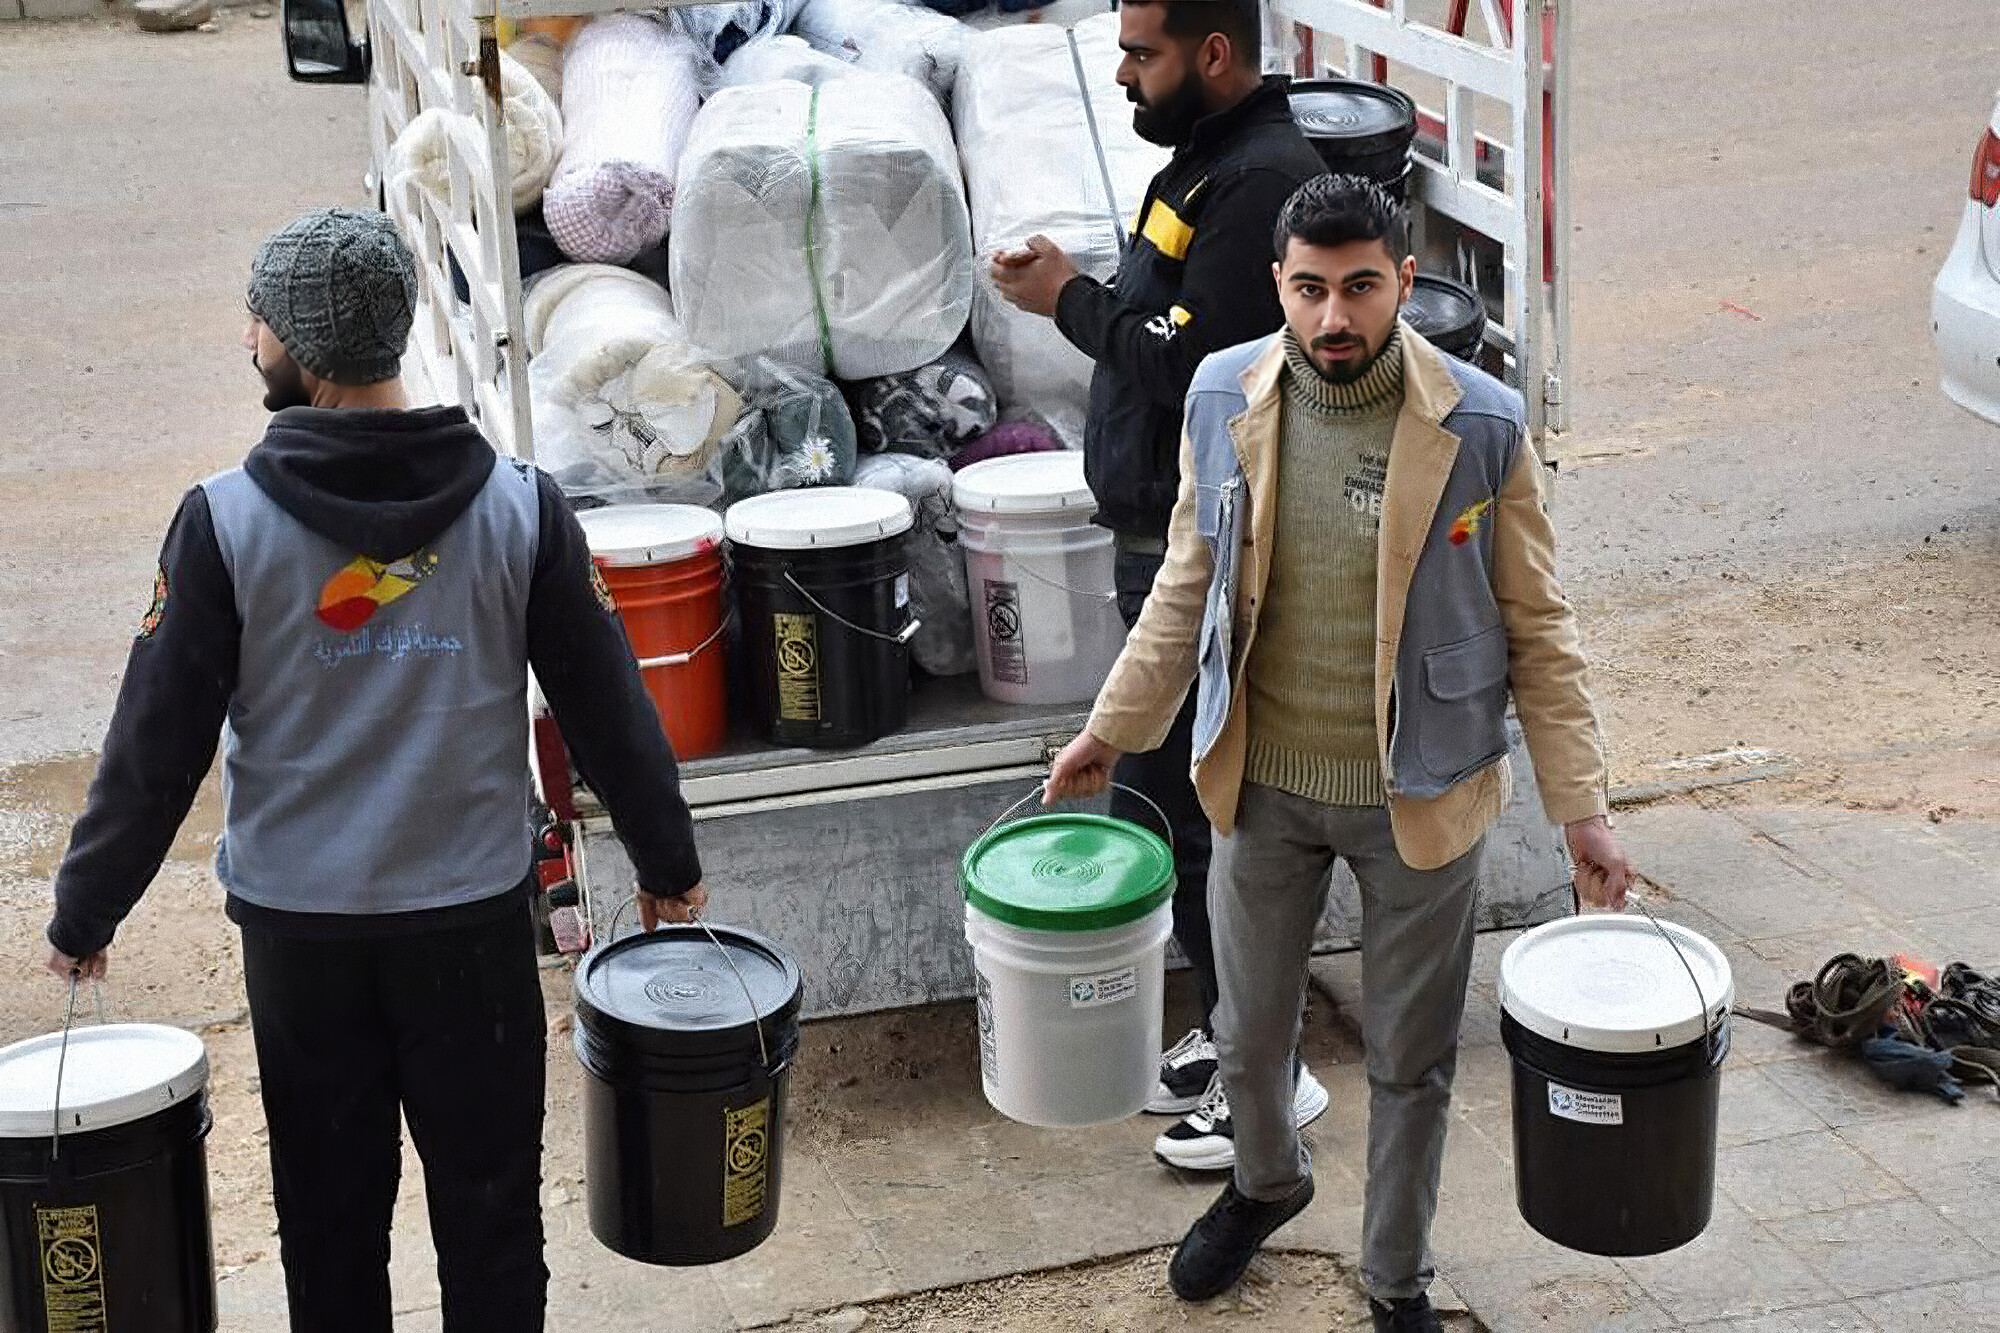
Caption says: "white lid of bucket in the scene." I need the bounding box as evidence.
[953,450,1093,514]
[577,504,724,567]
[724,487,913,551]
[0,1023,209,1137]
[1498,916,1734,1054]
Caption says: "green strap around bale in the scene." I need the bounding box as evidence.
[803,84,837,378]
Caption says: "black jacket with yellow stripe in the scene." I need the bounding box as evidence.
[1055,76,1325,542]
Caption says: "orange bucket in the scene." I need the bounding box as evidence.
[576,504,730,760]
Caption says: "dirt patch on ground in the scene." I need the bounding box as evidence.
[773,1247,1463,1332]
[1578,526,2000,814]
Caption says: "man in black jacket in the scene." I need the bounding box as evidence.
[991,0,1326,1171]
[42,208,704,1333]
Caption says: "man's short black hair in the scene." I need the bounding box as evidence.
[1273,173,1410,265]
[1125,0,1263,70]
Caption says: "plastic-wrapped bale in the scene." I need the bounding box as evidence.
[387,51,561,214]
[713,360,860,506]
[791,0,966,107]
[954,13,1168,445]
[959,0,1097,28]
[669,0,808,64]
[852,452,976,676]
[849,345,998,459]
[671,73,974,382]
[525,264,743,506]
[544,15,704,264]
[719,33,855,88]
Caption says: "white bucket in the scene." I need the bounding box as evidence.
[954,452,1126,705]
[966,900,1173,1127]
[960,792,1177,1128]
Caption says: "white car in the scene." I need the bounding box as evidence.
[1934,90,2000,424]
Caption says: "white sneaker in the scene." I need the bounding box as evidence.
[1147,1028,1220,1114]
[1154,1073,1236,1170]
[1294,1066,1329,1129]
[1153,1066,1329,1172]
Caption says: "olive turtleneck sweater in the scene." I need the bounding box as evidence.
[1242,325,1405,808]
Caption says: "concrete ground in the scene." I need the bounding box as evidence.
[192,799,2000,1331]
[5,3,2000,1332]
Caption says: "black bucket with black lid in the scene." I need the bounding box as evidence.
[1498,914,1733,1257]
[574,923,804,1266]
[0,1022,216,1331]
[1290,79,1419,197]
[1405,274,1487,363]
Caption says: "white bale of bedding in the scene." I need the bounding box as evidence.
[525,264,742,504]
[953,13,1168,445]
[670,72,974,382]
[543,15,704,265]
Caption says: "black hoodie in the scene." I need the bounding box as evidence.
[48,405,702,957]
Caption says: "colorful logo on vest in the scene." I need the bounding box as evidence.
[1448,497,1495,547]
[315,551,440,631]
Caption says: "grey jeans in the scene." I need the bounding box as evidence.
[1210,783,1482,1300]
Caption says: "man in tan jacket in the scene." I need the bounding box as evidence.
[1046,175,1630,1331]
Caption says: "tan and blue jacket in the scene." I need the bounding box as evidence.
[1087,326,1609,870]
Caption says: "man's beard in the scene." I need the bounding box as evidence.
[255,350,312,412]
[1131,70,1207,148]
[1310,313,1400,385]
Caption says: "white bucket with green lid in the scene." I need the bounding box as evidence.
[961,788,1175,1127]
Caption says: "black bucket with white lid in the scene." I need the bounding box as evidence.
[0,1021,217,1331]
[1498,913,1733,1257]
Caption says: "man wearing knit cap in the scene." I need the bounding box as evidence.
[1046,175,1630,1331]
[43,207,706,1332]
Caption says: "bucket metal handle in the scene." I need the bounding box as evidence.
[634,621,726,671]
[1572,881,1720,1059]
[990,560,1119,609]
[780,570,920,647]
[47,972,103,1162]
[988,780,1176,856]
[606,896,774,1074]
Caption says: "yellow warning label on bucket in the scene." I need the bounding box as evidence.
[721,1097,771,1228]
[774,613,821,723]
[36,1205,108,1333]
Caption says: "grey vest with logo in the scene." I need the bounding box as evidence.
[1185,333,1527,801]
[201,459,541,915]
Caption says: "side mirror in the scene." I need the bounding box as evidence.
[283,0,369,84]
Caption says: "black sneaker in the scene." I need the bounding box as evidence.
[1370,1293,1442,1332]
[1167,1175,1316,1302]
[1147,1027,1219,1115]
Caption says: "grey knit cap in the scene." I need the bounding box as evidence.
[246,208,418,386]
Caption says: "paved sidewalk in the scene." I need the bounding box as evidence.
[209,800,1999,1330]
[1314,799,2000,1332]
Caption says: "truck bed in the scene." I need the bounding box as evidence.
[581,672,1090,810]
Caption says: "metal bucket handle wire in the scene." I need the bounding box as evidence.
[1572,881,1722,1061]
[49,972,106,1161]
[986,780,1176,857]
[607,896,772,1073]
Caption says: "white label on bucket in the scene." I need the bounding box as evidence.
[1547,1083,1624,1126]
[895,573,911,609]
[1068,966,1139,1009]
[976,969,998,1082]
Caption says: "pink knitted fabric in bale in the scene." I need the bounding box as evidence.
[948,420,1064,471]
[544,14,701,264]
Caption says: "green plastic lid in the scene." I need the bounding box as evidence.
[961,813,1175,932]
